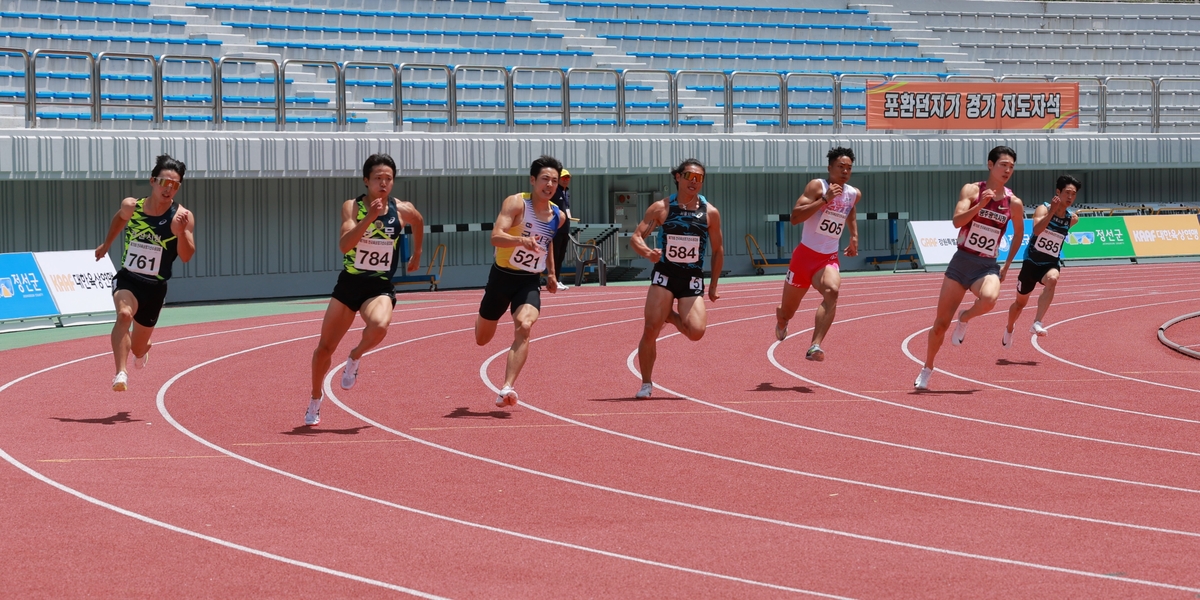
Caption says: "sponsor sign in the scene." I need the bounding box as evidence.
[1060,216,1135,259]
[1124,215,1200,257]
[909,219,1031,266]
[33,250,118,316]
[867,81,1080,130]
[0,252,59,321]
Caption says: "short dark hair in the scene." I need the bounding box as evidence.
[530,155,563,178]
[827,146,855,165]
[151,154,186,179]
[670,158,705,189]
[1056,174,1082,192]
[362,153,397,179]
[987,145,1017,165]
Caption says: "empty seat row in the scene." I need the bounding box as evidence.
[187,3,525,21]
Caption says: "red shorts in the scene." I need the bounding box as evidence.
[785,243,839,289]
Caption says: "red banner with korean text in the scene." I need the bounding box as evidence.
[866,81,1080,130]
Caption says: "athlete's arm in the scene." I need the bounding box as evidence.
[790,179,833,225]
[1000,196,1025,281]
[630,200,668,263]
[844,204,859,257]
[707,204,724,302]
[490,194,537,250]
[95,196,138,261]
[398,200,424,273]
[172,206,196,263]
[951,183,988,229]
[338,197,384,254]
[1030,203,1053,237]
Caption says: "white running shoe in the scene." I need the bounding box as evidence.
[805,344,825,362]
[133,349,149,370]
[111,371,128,392]
[340,355,360,390]
[1002,328,1013,349]
[556,281,570,291]
[495,386,518,407]
[635,383,653,399]
[1030,321,1048,337]
[951,320,968,346]
[775,323,788,342]
[304,397,322,426]
[914,367,933,390]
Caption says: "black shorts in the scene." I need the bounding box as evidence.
[478,264,541,321]
[1016,258,1062,296]
[650,262,705,299]
[113,269,169,328]
[331,271,396,312]
[944,250,1001,289]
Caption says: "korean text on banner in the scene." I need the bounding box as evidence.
[0,252,59,321]
[33,250,118,316]
[1124,215,1200,257]
[1060,216,1135,260]
[867,81,1080,130]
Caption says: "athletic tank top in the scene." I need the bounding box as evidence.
[494,193,561,273]
[800,180,860,255]
[342,195,403,281]
[1027,203,1076,262]
[120,197,180,283]
[956,182,1011,259]
[657,194,709,271]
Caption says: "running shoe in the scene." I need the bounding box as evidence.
[805,344,825,362]
[133,348,150,370]
[111,371,128,392]
[774,323,788,342]
[635,383,653,399]
[951,320,968,346]
[914,367,933,390]
[304,397,322,426]
[340,355,360,390]
[556,281,570,291]
[1002,328,1013,349]
[1030,321,1048,337]
[495,386,518,407]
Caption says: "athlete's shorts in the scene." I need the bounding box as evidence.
[112,268,169,328]
[785,243,840,289]
[331,271,397,312]
[650,262,705,299]
[944,249,1001,289]
[1016,258,1062,296]
[478,264,541,321]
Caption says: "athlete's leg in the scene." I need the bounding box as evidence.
[959,274,1001,323]
[810,266,842,347]
[638,285,675,384]
[110,289,139,375]
[776,284,809,333]
[349,295,393,360]
[1006,292,1031,333]
[311,299,356,399]
[129,322,154,361]
[672,295,707,341]
[475,316,499,346]
[1033,268,1061,323]
[501,303,540,389]
[924,277,968,369]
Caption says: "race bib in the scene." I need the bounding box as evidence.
[1033,229,1065,257]
[963,221,1002,257]
[815,209,847,239]
[509,246,547,273]
[665,234,700,264]
[123,241,163,276]
[353,237,394,271]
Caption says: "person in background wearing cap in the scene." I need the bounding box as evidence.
[551,168,573,289]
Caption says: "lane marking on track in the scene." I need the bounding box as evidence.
[230,440,415,447]
[409,424,577,431]
[37,455,229,463]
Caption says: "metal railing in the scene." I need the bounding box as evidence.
[3,46,1199,133]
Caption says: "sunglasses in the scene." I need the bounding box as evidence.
[679,171,705,184]
[152,177,181,192]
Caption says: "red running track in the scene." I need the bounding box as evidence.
[2,264,1199,598]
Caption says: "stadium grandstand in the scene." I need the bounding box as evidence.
[1,0,1199,302]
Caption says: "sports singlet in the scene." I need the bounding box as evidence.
[800,180,860,255]
[120,197,180,282]
[956,182,1012,259]
[657,194,709,271]
[1027,202,1076,262]
[343,195,403,281]
[494,193,562,273]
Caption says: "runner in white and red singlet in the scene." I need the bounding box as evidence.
[915,146,1025,390]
